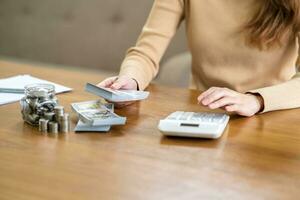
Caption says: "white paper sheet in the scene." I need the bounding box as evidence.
[0,74,72,105]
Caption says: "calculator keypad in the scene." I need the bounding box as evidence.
[166,111,227,124]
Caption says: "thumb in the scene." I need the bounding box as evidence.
[97,76,118,88]
[110,77,127,90]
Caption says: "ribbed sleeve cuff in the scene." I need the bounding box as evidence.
[248,79,300,113]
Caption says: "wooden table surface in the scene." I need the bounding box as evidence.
[0,59,299,200]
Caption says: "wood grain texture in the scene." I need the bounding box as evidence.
[0,59,300,200]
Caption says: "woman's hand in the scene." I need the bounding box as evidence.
[197,87,264,117]
[98,76,138,90]
[97,76,138,108]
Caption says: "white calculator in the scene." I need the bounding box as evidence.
[158,111,230,139]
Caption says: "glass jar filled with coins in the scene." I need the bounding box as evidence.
[20,83,58,125]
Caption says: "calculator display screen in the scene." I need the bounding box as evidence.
[180,123,199,127]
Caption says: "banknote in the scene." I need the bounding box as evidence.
[85,83,149,102]
[78,109,126,126]
[74,120,111,132]
[71,99,126,126]
[71,99,114,113]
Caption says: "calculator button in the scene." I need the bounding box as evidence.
[179,112,190,120]
[167,111,183,120]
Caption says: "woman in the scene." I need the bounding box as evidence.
[99,0,300,117]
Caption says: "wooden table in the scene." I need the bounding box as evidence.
[0,59,299,200]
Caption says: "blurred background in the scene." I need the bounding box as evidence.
[0,0,189,86]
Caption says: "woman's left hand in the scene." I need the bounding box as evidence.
[197,87,264,117]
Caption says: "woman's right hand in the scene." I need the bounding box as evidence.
[97,75,138,108]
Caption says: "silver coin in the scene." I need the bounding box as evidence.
[44,112,55,121]
[25,114,40,126]
[21,83,59,126]
[54,106,64,121]
[39,119,48,132]
[28,98,39,109]
[31,89,48,98]
[48,121,59,134]
[59,113,70,133]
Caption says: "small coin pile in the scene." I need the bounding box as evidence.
[38,106,71,134]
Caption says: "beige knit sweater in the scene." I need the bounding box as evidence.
[119,0,300,113]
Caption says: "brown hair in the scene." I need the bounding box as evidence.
[245,0,300,49]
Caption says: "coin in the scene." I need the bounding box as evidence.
[21,83,58,126]
[48,121,59,134]
[54,106,64,121]
[39,119,48,132]
[44,112,55,121]
[59,113,70,133]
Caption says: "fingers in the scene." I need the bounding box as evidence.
[96,76,138,110]
[198,87,241,112]
[224,105,239,112]
[107,99,134,107]
[197,87,218,103]
[111,76,135,90]
[110,77,125,90]
[114,101,135,108]
[197,87,260,117]
[98,76,138,91]
[208,96,237,109]
[97,76,118,88]
[199,87,234,106]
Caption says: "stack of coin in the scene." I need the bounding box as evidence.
[26,103,71,134]
[40,107,71,134]
[54,106,64,121]
[48,121,59,134]
[59,113,70,133]
[39,119,48,133]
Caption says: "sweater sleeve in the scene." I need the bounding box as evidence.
[118,0,185,90]
[248,36,300,113]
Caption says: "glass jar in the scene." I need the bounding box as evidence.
[20,83,58,125]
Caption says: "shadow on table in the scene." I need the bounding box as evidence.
[159,114,267,149]
[159,125,230,149]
